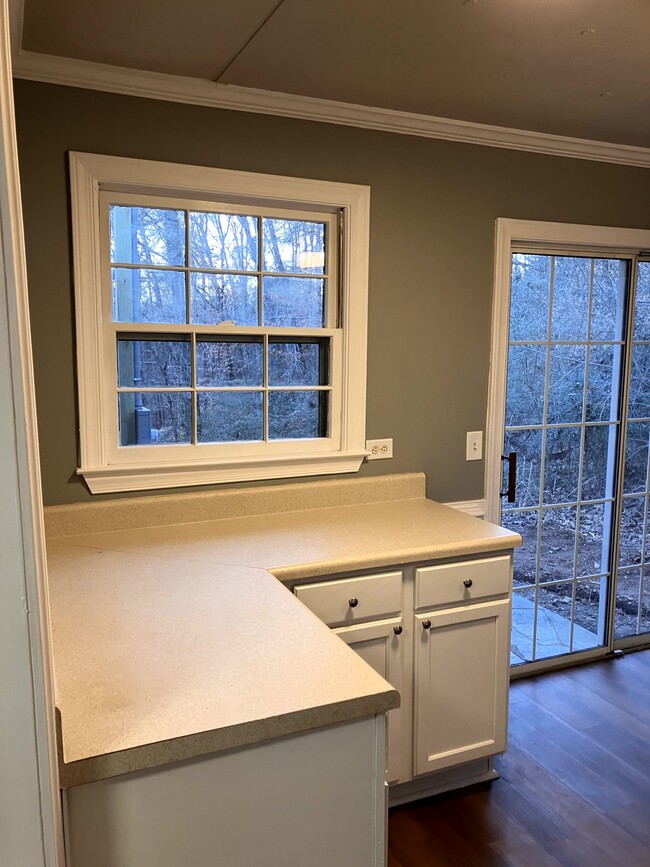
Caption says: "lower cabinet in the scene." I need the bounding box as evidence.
[413,598,510,776]
[334,617,404,784]
[293,551,513,800]
[64,716,387,867]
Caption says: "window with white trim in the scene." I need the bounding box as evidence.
[69,153,370,493]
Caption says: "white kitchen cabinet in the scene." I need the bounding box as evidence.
[294,570,402,627]
[413,598,510,775]
[293,551,513,801]
[334,617,405,783]
[64,716,387,867]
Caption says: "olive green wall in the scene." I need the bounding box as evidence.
[13,79,650,506]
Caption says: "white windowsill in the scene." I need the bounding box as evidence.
[79,451,369,494]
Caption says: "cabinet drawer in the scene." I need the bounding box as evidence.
[295,571,402,626]
[415,555,510,609]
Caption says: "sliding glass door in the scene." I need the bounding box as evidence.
[617,260,650,645]
[500,251,650,669]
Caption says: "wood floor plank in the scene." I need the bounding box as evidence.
[508,687,650,801]
[523,666,650,744]
[388,649,650,867]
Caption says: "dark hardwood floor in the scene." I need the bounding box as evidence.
[388,649,650,867]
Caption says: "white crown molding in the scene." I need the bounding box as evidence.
[12,50,650,169]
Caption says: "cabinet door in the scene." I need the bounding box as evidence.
[334,618,404,784]
[413,599,510,776]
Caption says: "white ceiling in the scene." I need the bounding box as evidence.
[16,0,650,148]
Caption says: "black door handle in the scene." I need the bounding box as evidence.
[500,452,517,504]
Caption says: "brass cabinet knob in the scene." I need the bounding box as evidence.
[348,597,359,608]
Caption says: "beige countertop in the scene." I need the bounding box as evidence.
[45,473,520,788]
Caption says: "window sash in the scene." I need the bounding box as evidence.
[99,190,339,330]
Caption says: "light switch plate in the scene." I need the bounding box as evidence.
[466,431,483,461]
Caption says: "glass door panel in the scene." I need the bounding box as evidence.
[502,253,628,667]
[616,260,650,642]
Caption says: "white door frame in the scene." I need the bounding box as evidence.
[0,0,64,863]
[485,218,650,524]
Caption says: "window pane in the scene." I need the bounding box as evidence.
[573,579,604,647]
[642,567,650,635]
[544,427,581,504]
[623,422,650,494]
[547,344,585,424]
[117,338,191,387]
[110,205,185,266]
[501,509,538,586]
[577,503,608,577]
[196,339,263,387]
[268,391,327,439]
[535,581,573,659]
[618,496,645,568]
[586,344,619,422]
[197,392,263,442]
[615,568,641,639]
[582,424,615,501]
[268,341,327,386]
[539,507,576,582]
[118,392,192,445]
[505,345,546,426]
[628,344,650,420]
[511,587,536,664]
[189,212,258,271]
[503,428,542,508]
[551,256,590,341]
[633,261,650,340]
[263,219,326,274]
[263,276,324,327]
[590,259,626,341]
[509,254,551,341]
[190,273,258,326]
[112,268,186,324]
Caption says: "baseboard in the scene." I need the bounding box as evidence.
[443,498,486,518]
[388,758,497,806]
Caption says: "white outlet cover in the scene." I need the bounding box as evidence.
[366,438,393,460]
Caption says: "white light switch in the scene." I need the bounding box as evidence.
[466,431,483,461]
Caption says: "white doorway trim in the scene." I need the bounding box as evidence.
[485,218,650,524]
[0,0,64,863]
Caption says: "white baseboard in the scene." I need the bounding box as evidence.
[443,498,486,518]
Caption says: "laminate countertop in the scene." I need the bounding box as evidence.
[45,473,520,787]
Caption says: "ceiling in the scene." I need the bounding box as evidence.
[15,0,650,148]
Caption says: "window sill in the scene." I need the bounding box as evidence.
[78,451,369,494]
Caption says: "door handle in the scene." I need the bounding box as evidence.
[500,452,517,503]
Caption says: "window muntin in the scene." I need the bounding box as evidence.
[103,193,337,454]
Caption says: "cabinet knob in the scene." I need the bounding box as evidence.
[393,625,403,635]
[348,597,359,608]
[422,619,431,630]
[463,578,473,589]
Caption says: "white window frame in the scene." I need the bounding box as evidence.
[69,152,370,494]
[485,218,650,524]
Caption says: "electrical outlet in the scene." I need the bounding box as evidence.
[466,431,483,461]
[366,438,393,460]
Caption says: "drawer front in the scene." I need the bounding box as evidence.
[415,555,510,610]
[295,571,402,626]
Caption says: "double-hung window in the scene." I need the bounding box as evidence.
[70,153,369,493]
